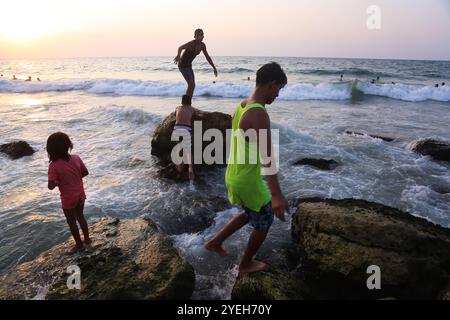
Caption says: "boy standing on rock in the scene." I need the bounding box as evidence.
[204,62,289,273]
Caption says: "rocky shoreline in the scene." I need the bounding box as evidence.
[1,198,449,300]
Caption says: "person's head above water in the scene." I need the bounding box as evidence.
[442,82,446,86]
[194,28,204,42]
[181,94,192,106]
[255,62,287,104]
[46,132,73,162]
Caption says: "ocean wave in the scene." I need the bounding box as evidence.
[299,67,390,78]
[356,81,450,102]
[1,78,449,102]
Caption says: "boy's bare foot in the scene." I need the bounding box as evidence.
[204,240,229,257]
[176,164,184,173]
[67,245,85,255]
[239,260,270,274]
[189,169,195,181]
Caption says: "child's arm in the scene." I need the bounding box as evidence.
[48,164,58,190]
[48,181,57,190]
[80,157,89,178]
[174,41,192,64]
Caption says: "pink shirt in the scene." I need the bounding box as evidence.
[48,154,87,209]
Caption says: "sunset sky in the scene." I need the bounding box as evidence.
[0,0,449,60]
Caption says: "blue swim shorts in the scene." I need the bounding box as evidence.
[243,201,274,232]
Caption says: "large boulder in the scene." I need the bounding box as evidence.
[0,217,195,300]
[291,198,450,299]
[411,139,450,163]
[232,267,307,300]
[151,111,232,181]
[0,141,35,159]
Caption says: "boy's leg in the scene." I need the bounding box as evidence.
[239,230,270,273]
[187,79,195,97]
[63,208,84,252]
[238,202,274,273]
[75,201,90,244]
[204,212,249,257]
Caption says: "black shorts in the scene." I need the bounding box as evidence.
[179,66,195,82]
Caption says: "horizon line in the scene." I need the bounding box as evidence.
[1,55,449,63]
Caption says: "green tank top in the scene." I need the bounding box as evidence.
[225,102,271,212]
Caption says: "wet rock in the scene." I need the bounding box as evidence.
[0,141,35,159]
[439,283,450,300]
[291,198,450,299]
[293,158,339,171]
[411,139,450,163]
[0,217,195,300]
[150,196,230,235]
[151,111,232,182]
[345,131,394,142]
[232,267,307,300]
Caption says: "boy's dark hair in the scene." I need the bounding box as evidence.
[194,29,203,36]
[182,94,192,105]
[256,62,287,87]
[46,132,73,162]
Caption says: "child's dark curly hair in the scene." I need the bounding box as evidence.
[46,132,73,162]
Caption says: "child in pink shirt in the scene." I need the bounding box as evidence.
[47,132,91,254]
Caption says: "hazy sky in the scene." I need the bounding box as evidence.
[0,0,449,60]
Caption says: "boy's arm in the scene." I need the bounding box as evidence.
[174,41,191,64]
[202,43,218,77]
[252,109,288,221]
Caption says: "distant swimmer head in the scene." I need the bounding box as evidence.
[12,75,17,80]
[442,82,446,86]
[25,76,31,81]
[256,62,287,105]
[181,94,192,106]
[194,28,204,41]
[435,84,439,88]
[37,77,41,81]
[377,76,380,81]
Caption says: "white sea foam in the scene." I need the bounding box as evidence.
[3,78,449,102]
[356,81,450,102]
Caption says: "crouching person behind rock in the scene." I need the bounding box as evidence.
[171,95,204,181]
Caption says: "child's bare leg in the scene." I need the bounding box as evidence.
[204,212,249,257]
[75,202,90,244]
[63,208,84,253]
[239,230,270,273]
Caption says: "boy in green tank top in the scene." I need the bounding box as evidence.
[204,62,289,273]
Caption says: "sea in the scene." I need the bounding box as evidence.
[1,56,449,299]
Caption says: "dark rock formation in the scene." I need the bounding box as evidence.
[411,139,450,163]
[151,111,232,182]
[293,158,339,171]
[291,198,450,299]
[0,141,35,159]
[0,217,195,300]
[345,131,394,142]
